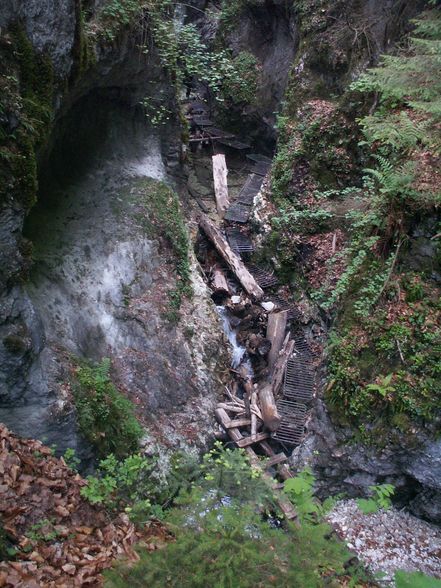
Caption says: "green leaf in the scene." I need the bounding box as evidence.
[395,570,441,588]
[356,498,379,514]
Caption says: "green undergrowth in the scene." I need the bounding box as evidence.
[85,0,149,42]
[100,445,363,587]
[72,358,143,458]
[130,178,192,320]
[0,25,55,211]
[326,273,441,441]
[267,8,441,441]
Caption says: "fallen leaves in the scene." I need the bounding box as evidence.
[0,424,167,587]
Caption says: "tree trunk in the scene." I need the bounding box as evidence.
[272,336,295,397]
[267,310,288,371]
[212,153,229,217]
[258,382,281,431]
[211,265,230,297]
[199,215,264,299]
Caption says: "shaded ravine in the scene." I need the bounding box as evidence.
[1,95,227,459]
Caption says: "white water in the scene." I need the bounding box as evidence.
[216,306,253,376]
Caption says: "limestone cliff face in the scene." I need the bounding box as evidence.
[0,4,227,457]
[0,0,78,77]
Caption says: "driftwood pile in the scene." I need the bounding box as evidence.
[0,425,168,587]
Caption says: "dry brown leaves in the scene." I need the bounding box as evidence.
[0,425,165,587]
[303,230,347,291]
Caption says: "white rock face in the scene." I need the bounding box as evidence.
[261,301,275,312]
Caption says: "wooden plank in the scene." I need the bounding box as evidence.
[258,382,281,432]
[265,453,288,468]
[212,154,230,218]
[267,310,289,371]
[199,214,264,300]
[225,418,252,429]
[272,336,295,397]
[236,432,269,448]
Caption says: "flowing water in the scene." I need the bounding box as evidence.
[216,306,253,376]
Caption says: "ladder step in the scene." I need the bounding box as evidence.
[265,453,288,468]
[236,432,269,448]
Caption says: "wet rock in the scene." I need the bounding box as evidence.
[291,399,441,523]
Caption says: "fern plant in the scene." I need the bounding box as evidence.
[351,9,441,153]
[357,484,395,514]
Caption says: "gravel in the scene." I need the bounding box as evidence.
[327,500,441,585]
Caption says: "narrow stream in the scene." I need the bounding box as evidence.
[216,306,253,376]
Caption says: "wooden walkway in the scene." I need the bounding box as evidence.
[190,99,321,520]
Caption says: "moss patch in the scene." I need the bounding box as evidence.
[129,177,192,322]
[0,25,55,210]
[326,273,441,442]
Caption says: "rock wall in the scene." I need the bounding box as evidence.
[0,4,227,458]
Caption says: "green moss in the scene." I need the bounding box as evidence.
[326,277,441,438]
[0,25,55,210]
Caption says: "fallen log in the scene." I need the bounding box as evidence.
[212,153,230,217]
[199,214,264,300]
[188,185,209,213]
[211,265,230,299]
[215,408,297,521]
[265,453,288,468]
[225,418,252,429]
[258,382,281,432]
[272,336,295,397]
[267,310,289,371]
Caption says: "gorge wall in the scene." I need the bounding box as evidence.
[0,1,227,458]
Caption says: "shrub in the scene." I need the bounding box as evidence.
[73,358,142,458]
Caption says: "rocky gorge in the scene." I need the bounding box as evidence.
[0,0,440,585]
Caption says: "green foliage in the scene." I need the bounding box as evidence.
[221,51,260,105]
[81,453,165,523]
[105,495,351,588]
[273,207,334,235]
[356,484,395,514]
[91,0,147,41]
[25,519,64,543]
[140,95,172,127]
[199,442,273,508]
[0,523,17,561]
[284,468,339,524]
[218,0,266,33]
[326,286,441,433]
[358,111,429,152]
[365,155,417,205]
[284,468,321,523]
[63,448,80,471]
[0,25,54,210]
[73,358,143,458]
[351,9,441,144]
[395,570,441,588]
